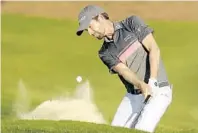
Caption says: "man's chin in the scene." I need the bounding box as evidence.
[97,38,103,40]
[96,36,104,40]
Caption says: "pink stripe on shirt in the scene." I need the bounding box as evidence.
[119,40,141,63]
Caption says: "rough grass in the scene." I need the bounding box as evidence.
[2,120,198,133]
[1,13,198,132]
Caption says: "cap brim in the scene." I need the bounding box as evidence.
[76,23,88,36]
[76,30,84,36]
[76,17,92,36]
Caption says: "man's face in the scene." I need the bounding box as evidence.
[87,16,106,40]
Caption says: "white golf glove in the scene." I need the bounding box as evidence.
[148,78,159,96]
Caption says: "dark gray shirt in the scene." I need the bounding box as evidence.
[98,15,169,94]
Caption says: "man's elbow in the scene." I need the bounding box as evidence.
[156,47,160,56]
[150,45,160,56]
[112,63,127,76]
[143,33,160,56]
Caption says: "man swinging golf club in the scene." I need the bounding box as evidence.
[76,5,172,133]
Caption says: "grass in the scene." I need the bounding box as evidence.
[2,120,198,133]
[1,13,198,132]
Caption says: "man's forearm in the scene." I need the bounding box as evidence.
[149,48,160,79]
[142,33,160,79]
[118,67,142,89]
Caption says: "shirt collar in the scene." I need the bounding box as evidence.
[104,21,123,43]
[114,21,123,31]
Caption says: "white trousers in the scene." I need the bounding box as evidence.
[111,86,172,133]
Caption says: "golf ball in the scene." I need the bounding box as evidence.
[76,76,82,83]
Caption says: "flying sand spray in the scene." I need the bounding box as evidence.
[14,78,107,124]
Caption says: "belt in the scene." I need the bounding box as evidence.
[158,81,170,88]
[128,81,170,95]
[128,89,142,95]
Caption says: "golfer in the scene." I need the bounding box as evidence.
[76,5,172,133]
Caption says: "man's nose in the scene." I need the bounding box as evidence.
[88,28,94,36]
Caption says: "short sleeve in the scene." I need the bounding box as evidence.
[127,16,154,43]
[98,50,120,74]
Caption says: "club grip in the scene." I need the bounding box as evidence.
[144,95,151,104]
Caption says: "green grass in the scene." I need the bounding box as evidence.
[2,13,198,132]
[2,120,198,133]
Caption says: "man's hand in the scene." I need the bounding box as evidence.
[113,62,152,98]
[148,78,159,96]
[139,81,152,98]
